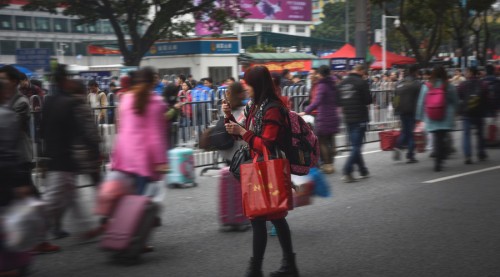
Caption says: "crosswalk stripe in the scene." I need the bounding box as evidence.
[422,165,500,184]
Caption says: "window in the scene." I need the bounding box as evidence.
[75,42,87,55]
[20,41,36,49]
[0,15,13,30]
[71,20,85,33]
[279,24,289,33]
[101,21,114,34]
[296,25,306,33]
[38,42,55,55]
[35,17,51,31]
[244,24,254,32]
[87,22,100,33]
[53,18,69,32]
[262,24,272,32]
[0,40,16,55]
[15,16,32,31]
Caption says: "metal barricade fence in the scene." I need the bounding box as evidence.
[28,86,400,181]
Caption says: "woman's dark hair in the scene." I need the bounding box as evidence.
[132,67,155,115]
[244,66,281,106]
[318,65,330,78]
[429,65,448,85]
[163,83,179,106]
[0,65,22,83]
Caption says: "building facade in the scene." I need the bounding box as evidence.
[0,1,121,66]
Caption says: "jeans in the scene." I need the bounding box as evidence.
[462,117,485,158]
[343,122,368,175]
[396,114,416,159]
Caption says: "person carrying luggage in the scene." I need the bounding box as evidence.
[224,66,299,277]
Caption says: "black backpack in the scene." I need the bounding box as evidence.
[394,79,421,115]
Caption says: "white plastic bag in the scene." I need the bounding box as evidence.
[3,198,45,251]
[143,181,166,204]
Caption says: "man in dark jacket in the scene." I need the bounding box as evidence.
[337,64,372,182]
[0,65,33,191]
[393,65,422,163]
[457,66,489,164]
[42,65,80,239]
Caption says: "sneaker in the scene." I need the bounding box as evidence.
[406,158,418,164]
[320,164,335,174]
[341,174,356,183]
[464,158,473,165]
[52,230,70,240]
[31,242,60,255]
[392,148,402,161]
[478,153,488,161]
[359,170,370,179]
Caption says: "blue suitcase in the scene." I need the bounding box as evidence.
[166,147,197,188]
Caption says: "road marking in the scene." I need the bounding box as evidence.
[336,150,382,159]
[423,165,500,184]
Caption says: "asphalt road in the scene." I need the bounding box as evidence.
[32,132,500,277]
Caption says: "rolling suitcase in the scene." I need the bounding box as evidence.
[219,167,249,231]
[166,147,197,188]
[100,195,158,262]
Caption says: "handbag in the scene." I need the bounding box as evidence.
[229,145,251,179]
[209,118,235,150]
[240,147,293,218]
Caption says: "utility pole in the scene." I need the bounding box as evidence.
[354,0,367,58]
[345,0,349,43]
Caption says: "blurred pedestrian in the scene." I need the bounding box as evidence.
[224,66,299,277]
[457,67,489,164]
[300,65,339,174]
[337,64,372,182]
[87,80,107,124]
[416,65,459,172]
[41,64,83,241]
[280,69,293,87]
[0,65,34,195]
[163,83,184,150]
[450,69,466,87]
[393,65,422,163]
[153,71,165,96]
[19,73,44,110]
[111,67,168,194]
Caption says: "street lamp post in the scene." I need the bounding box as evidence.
[382,15,400,73]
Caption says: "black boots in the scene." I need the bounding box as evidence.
[245,257,264,277]
[270,253,299,277]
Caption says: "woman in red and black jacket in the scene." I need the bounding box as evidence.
[224,66,299,277]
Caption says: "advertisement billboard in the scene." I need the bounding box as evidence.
[196,0,311,36]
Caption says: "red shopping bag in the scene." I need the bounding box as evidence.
[379,130,400,151]
[240,148,293,218]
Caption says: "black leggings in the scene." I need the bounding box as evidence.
[318,135,336,164]
[251,218,294,260]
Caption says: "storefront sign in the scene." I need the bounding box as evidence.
[145,40,239,56]
[249,60,312,72]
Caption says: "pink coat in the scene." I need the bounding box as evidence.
[111,92,167,181]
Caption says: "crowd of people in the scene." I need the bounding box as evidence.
[1,61,499,276]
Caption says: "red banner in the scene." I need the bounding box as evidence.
[249,60,312,72]
[87,45,121,55]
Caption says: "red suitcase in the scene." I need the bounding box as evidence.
[100,195,158,261]
[219,167,250,231]
[379,130,400,151]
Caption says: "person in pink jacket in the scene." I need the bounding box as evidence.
[111,67,168,194]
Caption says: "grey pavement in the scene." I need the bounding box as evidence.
[32,131,500,277]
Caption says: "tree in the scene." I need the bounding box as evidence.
[371,0,455,67]
[23,0,246,66]
[247,44,276,53]
[312,1,355,43]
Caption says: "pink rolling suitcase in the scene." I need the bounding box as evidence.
[100,195,158,262]
[219,167,250,231]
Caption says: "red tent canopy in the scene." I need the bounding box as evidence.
[369,44,416,68]
[321,44,356,59]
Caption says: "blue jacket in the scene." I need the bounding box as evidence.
[416,81,458,132]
